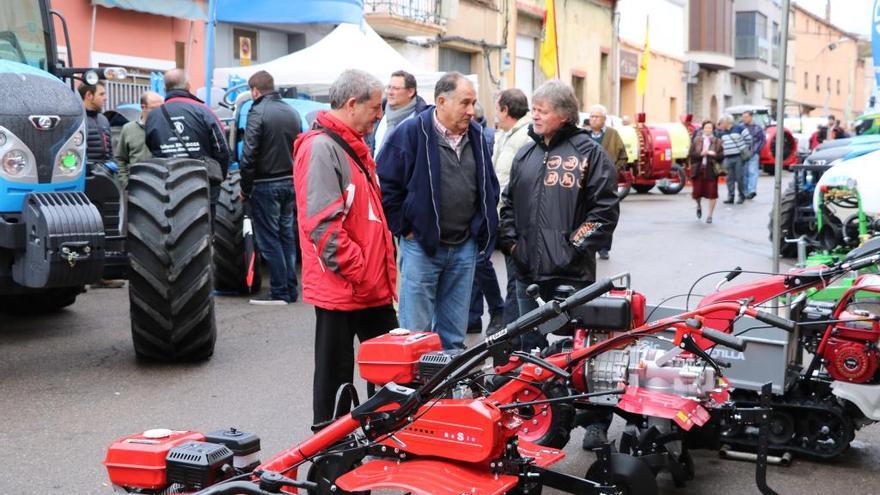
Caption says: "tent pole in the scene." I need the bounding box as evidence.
[772,0,791,281]
[205,0,217,106]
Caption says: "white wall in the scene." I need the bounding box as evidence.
[617,0,685,57]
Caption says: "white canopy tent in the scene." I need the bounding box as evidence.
[213,22,471,101]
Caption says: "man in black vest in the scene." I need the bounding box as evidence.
[79,82,112,164]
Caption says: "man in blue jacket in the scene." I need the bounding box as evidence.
[377,72,499,350]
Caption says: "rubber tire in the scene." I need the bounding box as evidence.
[127,158,217,361]
[213,171,262,294]
[769,185,798,259]
[0,287,81,314]
[307,454,370,495]
[586,453,659,495]
[658,164,686,195]
[632,184,654,194]
[486,376,576,449]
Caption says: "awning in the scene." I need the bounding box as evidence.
[92,0,207,21]
[215,0,363,24]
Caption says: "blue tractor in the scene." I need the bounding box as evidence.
[0,0,216,361]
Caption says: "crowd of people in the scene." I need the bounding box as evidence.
[78,67,625,432]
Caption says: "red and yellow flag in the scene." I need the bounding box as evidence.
[539,0,559,78]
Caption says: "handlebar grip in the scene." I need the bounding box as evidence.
[503,300,562,339]
[560,278,615,311]
[700,328,747,352]
[753,310,797,333]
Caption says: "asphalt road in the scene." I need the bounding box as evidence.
[2,174,879,494]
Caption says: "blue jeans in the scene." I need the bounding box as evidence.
[724,155,746,199]
[503,255,520,324]
[398,237,476,350]
[745,154,760,196]
[468,251,505,328]
[250,181,298,302]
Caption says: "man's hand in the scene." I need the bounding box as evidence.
[240,192,248,202]
[405,233,415,240]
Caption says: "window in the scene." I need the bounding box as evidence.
[0,0,50,69]
[735,11,769,61]
[837,79,841,95]
[816,74,820,92]
[233,28,258,62]
[827,77,831,93]
[175,42,185,69]
[515,35,536,97]
[571,75,585,111]
[804,71,808,89]
[439,46,473,74]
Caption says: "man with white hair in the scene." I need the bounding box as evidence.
[294,69,398,427]
[115,90,164,189]
[377,72,500,350]
[586,104,627,260]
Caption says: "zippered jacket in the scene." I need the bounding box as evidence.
[499,124,620,282]
[294,111,397,311]
[376,106,500,256]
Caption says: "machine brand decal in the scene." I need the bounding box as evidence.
[29,115,60,130]
[562,155,579,171]
[709,348,745,361]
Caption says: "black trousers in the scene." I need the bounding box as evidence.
[312,304,398,425]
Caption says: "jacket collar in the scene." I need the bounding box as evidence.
[509,114,532,134]
[417,105,483,143]
[165,89,204,103]
[528,123,584,150]
[253,91,281,106]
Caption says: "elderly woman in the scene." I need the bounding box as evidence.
[499,80,620,353]
[688,119,724,223]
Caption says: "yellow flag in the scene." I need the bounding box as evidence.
[539,0,558,78]
[636,18,650,95]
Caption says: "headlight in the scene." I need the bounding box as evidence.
[72,131,83,146]
[56,149,81,177]
[102,67,127,80]
[83,70,99,85]
[2,149,28,176]
[0,131,6,147]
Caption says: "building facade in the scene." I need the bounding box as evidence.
[686,0,735,122]
[617,0,686,122]
[501,0,616,113]
[365,0,504,121]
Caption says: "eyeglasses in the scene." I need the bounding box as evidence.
[386,85,405,91]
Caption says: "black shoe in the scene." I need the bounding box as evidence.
[249,294,289,306]
[582,424,609,450]
[696,206,702,219]
[736,196,745,204]
[723,197,734,204]
[747,192,756,200]
[467,322,482,334]
[486,312,504,336]
[598,248,610,260]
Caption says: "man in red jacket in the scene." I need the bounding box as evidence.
[294,69,398,427]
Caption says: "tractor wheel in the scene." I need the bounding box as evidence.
[213,171,261,294]
[658,164,686,195]
[632,184,654,194]
[127,158,216,361]
[486,377,575,449]
[0,287,82,314]
[586,453,658,495]
[768,186,798,258]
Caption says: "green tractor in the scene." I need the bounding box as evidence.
[0,0,216,361]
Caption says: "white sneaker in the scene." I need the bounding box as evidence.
[249,295,288,306]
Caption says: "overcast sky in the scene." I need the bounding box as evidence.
[794,0,872,36]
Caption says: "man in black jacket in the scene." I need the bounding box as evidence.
[79,82,112,163]
[240,70,302,305]
[500,80,620,451]
[145,69,230,217]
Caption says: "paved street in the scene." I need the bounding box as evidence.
[3,174,879,494]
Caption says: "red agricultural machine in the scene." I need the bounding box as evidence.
[616,113,691,197]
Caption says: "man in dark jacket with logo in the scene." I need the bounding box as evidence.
[145,69,230,217]
[79,82,112,163]
[500,80,619,350]
[377,72,499,350]
[240,70,302,305]
[501,80,620,451]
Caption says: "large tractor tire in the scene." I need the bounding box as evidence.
[213,171,261,294]
[0,287,82,314]
[127,158,216,361]
[658,164,687,195]
[768,186,799,259]
[632,183,655,194]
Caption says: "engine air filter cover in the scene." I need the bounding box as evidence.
[166,441,233,489]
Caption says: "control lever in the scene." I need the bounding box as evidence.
[715,266,743,291]
[526,284,545,305]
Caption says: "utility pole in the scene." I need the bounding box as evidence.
[772,0,792,275]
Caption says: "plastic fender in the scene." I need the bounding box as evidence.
[653,122,691,161]
[760,125,798,166]
[830,381,880,420]
[617,125,639,163]
[335,458,518,495]
[648,126,673,177]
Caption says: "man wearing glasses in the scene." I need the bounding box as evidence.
[369,70,428,155]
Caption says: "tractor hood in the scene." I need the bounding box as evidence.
[813,149,880,216]
[0,60,85,184]
[803,141,880,168]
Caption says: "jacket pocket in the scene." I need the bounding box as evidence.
[511,234,531,277]
[539,229,581,275]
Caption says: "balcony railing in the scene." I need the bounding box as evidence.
[364,0,443,25]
